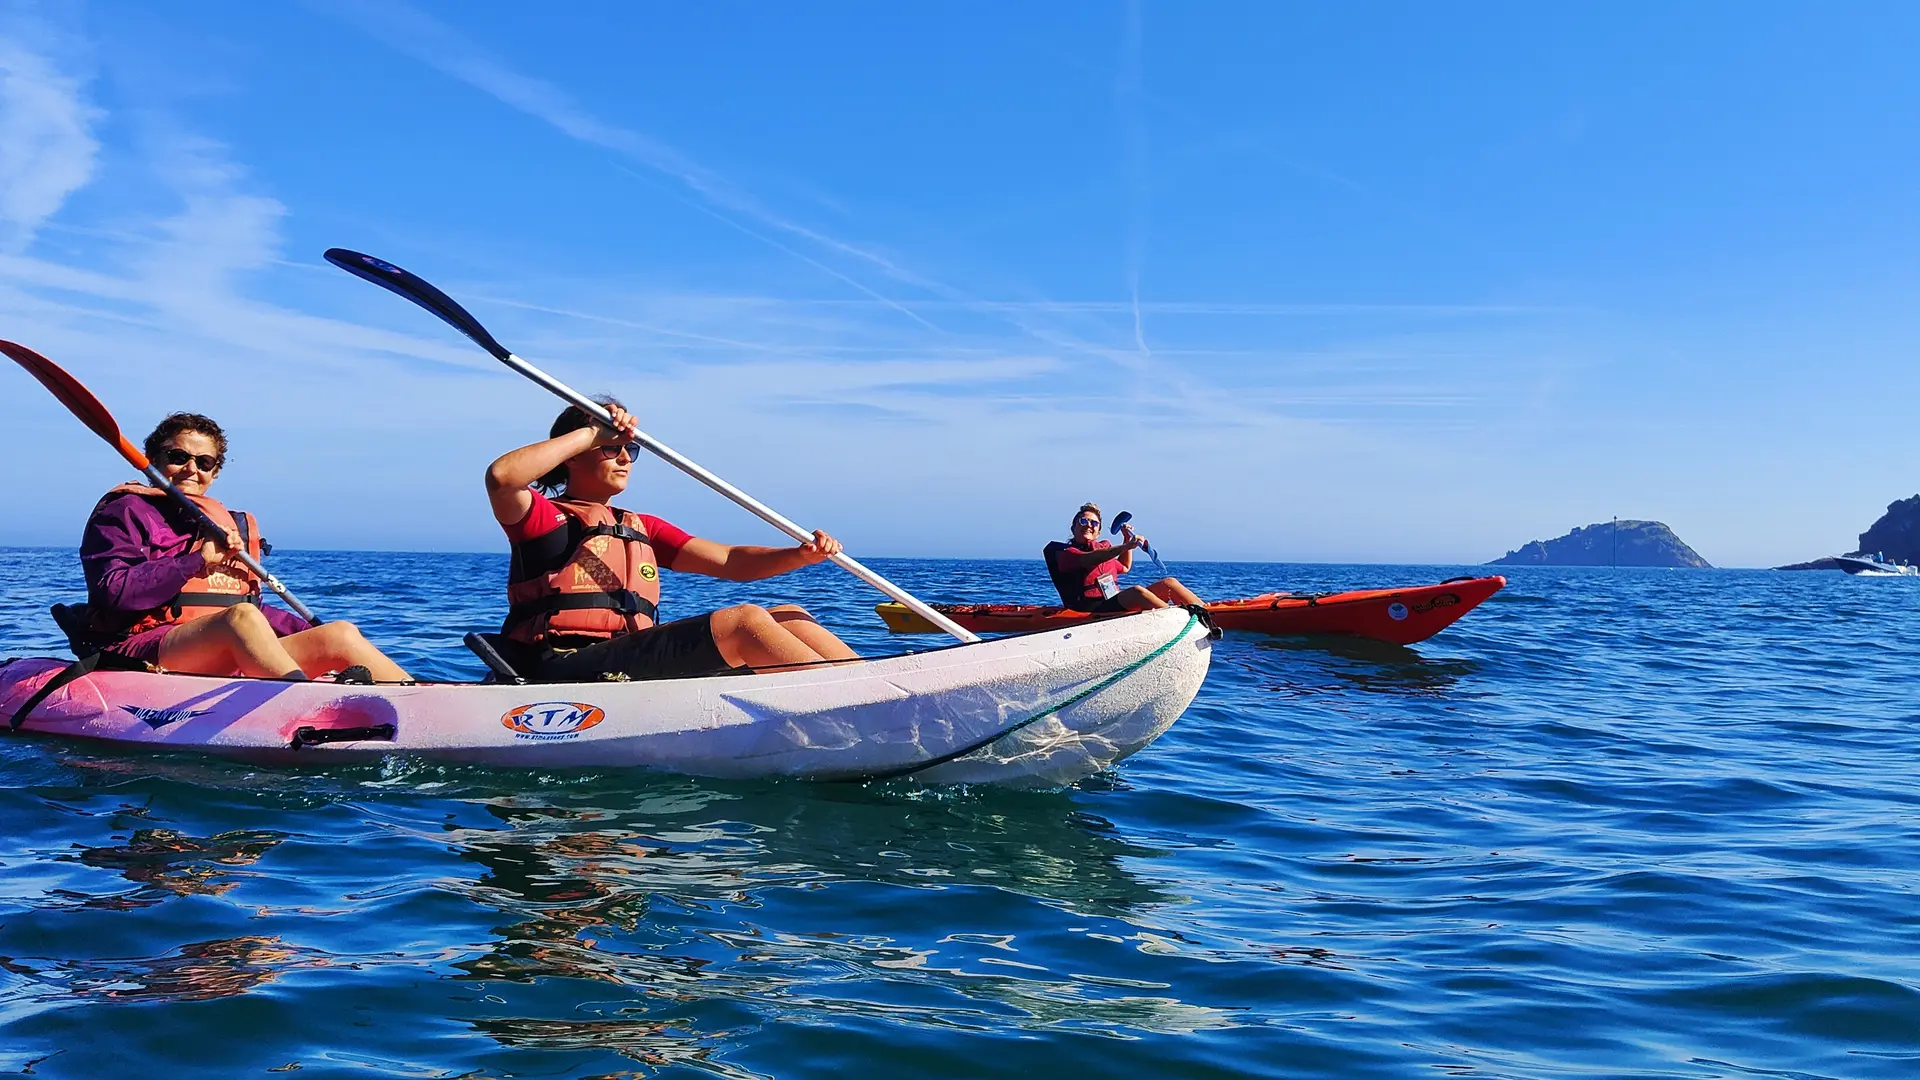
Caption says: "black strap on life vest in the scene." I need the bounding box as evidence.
[163,512,262,616]
[580,521,650,546]
[164,592,256,616]
[506,590,659,625]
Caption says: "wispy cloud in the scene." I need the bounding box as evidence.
[320,0,1193,379]
[325,0,944,332]
[0,14,100,252]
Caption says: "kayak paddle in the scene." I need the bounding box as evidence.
[1110,510,1169,576]
[1,340,321,624]
[322,248,981,645]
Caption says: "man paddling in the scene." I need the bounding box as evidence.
[1042,502,1204,613]
[485,399,861,680]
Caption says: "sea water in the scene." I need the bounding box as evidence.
[0,547,1914,1078]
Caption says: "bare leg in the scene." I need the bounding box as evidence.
[1113,585,1169,611]
[769,604,860,662]
[1146,577,1205,606]
[279,622,412,681]
[709,604,831,671]
[158,604,304,678]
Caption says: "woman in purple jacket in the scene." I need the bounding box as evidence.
[82,413,410,682]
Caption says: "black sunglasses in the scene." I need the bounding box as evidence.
[597,441,642,460]
[162,447,222,472]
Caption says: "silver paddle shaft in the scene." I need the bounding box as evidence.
[503,351,980,645]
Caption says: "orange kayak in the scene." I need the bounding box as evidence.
[877,576,1505,646]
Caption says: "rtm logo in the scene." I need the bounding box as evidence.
[501,701,606,741]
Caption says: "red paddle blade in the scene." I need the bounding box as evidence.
[0,339,149,469]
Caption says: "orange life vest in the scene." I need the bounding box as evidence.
[89,483,264,636]
[503,500,661,646]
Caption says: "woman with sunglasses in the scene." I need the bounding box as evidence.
[484,398,860,682]
[78,412,412,682]
[1043,502,1204,613]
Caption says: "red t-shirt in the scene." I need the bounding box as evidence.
[504,490,692,571]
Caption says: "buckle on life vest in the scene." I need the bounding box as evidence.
[580,523,651,546]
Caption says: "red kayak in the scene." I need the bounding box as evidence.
[878,576,1505,646]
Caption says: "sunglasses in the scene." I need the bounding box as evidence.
[1073,517,1100,528]
[162,447,222,472]
[597,441,642,461]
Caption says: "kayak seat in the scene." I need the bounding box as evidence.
[464,632,531,685]
[49,603,117,660]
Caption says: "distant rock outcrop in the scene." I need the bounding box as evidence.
[1774,557,1844,572]
[1489,520,1711,568]
[1856,495,1920,563]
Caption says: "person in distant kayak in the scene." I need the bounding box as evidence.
[79,413,412,682]
[484,399,860,681]
[1042,502,1204,613]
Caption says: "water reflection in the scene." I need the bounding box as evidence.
[53,827,286,909]
[450,780,1177,920]
[436,780,1238,1069]
[1249,635,1481,697]
[4,935,321,1004]
[473,1015,760,1079]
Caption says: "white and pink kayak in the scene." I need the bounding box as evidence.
[0,607,1214,786]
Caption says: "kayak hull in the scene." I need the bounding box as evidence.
[877,576,1505,646]
[0,607,1213,787]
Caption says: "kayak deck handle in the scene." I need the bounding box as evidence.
[290,723,397,750]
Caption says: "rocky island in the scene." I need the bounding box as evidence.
[1777,494,1920,569]
[1490,520,1711,568]
[1855,495,1919,563]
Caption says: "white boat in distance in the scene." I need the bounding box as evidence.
[1834,553,1920,577]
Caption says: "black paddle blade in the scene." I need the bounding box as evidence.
[324,248,511,361]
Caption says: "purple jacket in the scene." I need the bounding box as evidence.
[80,491,310,636]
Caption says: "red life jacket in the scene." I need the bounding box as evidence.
[89,484,264,636]
[503,500,662,646]
[1043,539,1125,608]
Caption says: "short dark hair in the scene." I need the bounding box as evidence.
[535,395,627,495]
[143,413,227,471]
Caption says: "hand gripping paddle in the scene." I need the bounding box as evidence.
[1110,510,1169,575]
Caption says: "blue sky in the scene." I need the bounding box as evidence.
[2,2,1916,567]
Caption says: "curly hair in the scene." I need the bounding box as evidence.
[143,413,227,471]
[1074,501,1101,524]
[534,395,628,495]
